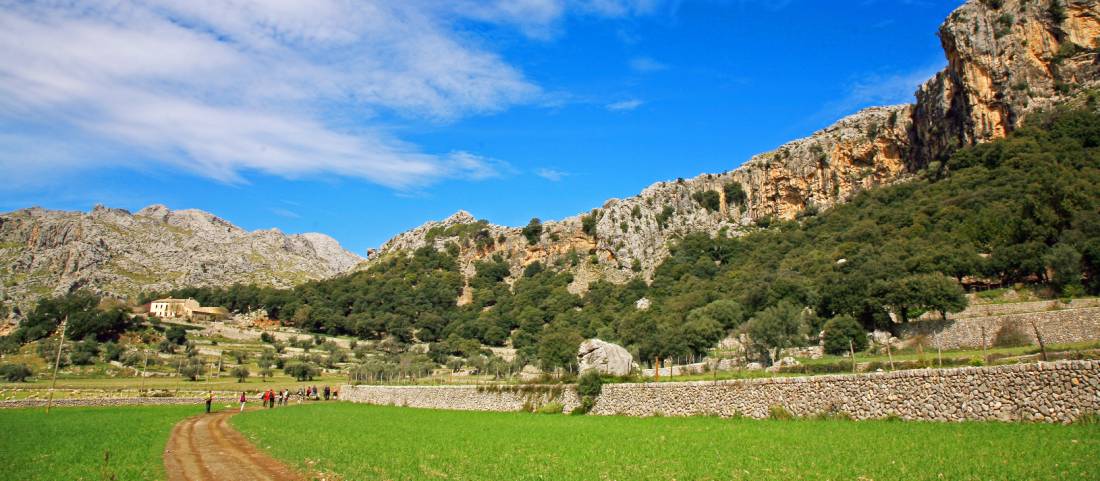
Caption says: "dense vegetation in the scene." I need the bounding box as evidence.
[235,403,1100,481]
[9,108,1099,372]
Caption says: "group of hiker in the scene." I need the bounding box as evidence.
[205,385,339,413]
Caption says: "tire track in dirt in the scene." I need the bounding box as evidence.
[164,409,303,481]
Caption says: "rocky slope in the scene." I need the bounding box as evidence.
[368,0,1100,292]
[0,204,362,310]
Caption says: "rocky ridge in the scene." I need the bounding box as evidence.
[367,0,1100,292]
[0,204,362,310]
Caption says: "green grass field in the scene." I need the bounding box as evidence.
[234,403,1100,481]
[0,405,202,481]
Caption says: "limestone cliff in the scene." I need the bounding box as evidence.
[0,204,362,310]
[366,0,1100,291]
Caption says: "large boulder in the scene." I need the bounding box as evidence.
[577,339,633,376]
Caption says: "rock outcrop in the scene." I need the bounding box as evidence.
[364,0,1100,292]
[0,204,362,309]
[577,339,634,376]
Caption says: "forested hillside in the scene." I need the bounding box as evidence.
[143,106,1100,368]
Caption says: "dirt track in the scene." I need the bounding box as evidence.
[164,409,302,481]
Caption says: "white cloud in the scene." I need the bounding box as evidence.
[630,56,668,73]
[536,168,568,181]
[2,0,671,191]
[606,99,645,111]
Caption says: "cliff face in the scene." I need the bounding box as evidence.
[367,0,1100,290]
[913,0,1100,166]
[0,204,362,309]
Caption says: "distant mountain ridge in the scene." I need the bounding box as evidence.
[0,204,362,310]
[365,0,1100,294]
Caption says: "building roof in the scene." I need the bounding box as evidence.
[191,306,229,315]
[152,298,194,303]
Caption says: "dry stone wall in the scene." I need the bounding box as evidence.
[340,384,581,413]
[903,307,1100,350]
[341,361,1100,423]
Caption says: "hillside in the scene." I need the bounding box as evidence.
[0,204,362,311]
[149,105,1100,368]
[368,0,1100,291]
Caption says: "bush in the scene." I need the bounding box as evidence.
[284,362,320,381]
[260,332,275,343]
[536,402,564,414]
[231,365,250,382]
[992,321,1031,348]
[522,218,543,245]
[768,405,794,420]
[822,315,867,355]
[577,371,603,398]
[165,326,187,345]
[0,363,33,382]
[692,190,722,212]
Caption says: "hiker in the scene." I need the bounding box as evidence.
[323,385,330,401]
[297,387,304,404]
[239,391,247,412]
[333,386,339,400]
[267,389,275,408]
[262,389,271,408]
[312,385,318,400]
[205,391,214,413]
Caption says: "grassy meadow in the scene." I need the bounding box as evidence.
[234,403,1100,481]
[0,405,201,481]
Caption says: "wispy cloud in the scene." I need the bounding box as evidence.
[817,63,944,121]
[630,56,668,73]
[271,208,301,219]
[536,168,568,181]
[0,1,665,191]
[606,99,645,111]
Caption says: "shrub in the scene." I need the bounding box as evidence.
[577,371,603,398]
[656,206,675,229]
[822,315,867,355]
[522,218,543,245]
[723,182,746,206]
[231,365,250,382]
[0,363,33,382]
[768,405,794,420]
[992,321,1031,347]
[260,332,275,343]
[581,214,597,237]
[537,402,564,414]
[284,362,320,381]
[692,190,722,212]
[165,326,187,345]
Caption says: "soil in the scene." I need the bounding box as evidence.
[164,409,302,481]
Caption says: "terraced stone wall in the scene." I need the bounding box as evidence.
[342,361,1100,423]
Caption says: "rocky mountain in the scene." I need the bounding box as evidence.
[366,0,1100,293]
[0,204,362,310]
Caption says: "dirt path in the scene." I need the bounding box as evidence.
[164,409,302,481]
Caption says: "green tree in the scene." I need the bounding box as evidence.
[231,365,250,382]
[744,301,810,365]
[821,315,867,355]
[537,323,583,372]
[165,326,188,345]
[1044,243,1082,292]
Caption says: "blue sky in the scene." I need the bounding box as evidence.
[0,0,961,254]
